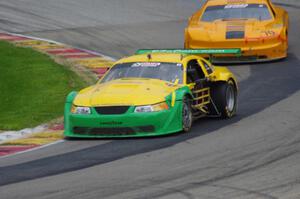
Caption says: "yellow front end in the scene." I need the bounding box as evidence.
[73,78,180,107]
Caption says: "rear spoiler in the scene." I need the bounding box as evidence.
[135,49,242,63]
[135,48,242,56]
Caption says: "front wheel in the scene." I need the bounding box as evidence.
[211,80,237,118]
[182,97,193,132]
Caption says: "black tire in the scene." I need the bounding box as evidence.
[64,136,74,140]
[182,96,193,132]
[64,136,80,141]
[210,80,237,118]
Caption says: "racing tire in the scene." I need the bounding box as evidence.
[182,96,193,132]
[64,136,76,140]
[210,80,237,119]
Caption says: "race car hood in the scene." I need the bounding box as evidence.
[187,19,280,41]
[73,78,180,107]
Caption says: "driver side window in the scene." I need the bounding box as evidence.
[199,59,213,74]
[186,59,205,84]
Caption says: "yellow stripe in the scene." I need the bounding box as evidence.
[1,131,63,146]
[171,92,176,107]
[33,44,65,50]
[81,62,114,68]
[72,58,111,64]
[14,40,48,46]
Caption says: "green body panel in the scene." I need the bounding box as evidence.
[64,88,192,138]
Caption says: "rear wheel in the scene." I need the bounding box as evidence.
[210,80,237,118]
[182,96,193,132]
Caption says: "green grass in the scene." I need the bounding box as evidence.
[0,41,87,130]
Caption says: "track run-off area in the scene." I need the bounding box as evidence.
[0,0,300,198]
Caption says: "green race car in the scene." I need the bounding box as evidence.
[64,49,238,138]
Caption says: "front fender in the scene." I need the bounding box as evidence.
[64,91,78,134]
[165,86,193,107]
[66,91,78,103]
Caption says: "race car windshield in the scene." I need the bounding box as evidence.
[201,4,272,22]
[101,62,183,84]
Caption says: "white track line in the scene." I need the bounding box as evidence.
[0,140,65,159]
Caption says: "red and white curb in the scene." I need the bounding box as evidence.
[0,32,116,157]
[0,124,47,144]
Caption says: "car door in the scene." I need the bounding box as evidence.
[186,59,210,112]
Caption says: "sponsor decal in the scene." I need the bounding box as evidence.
[225,4,248,9]
[132,62,161,67]
[261,30,276,37]
[136,49,241,55]
[100,121,123,125]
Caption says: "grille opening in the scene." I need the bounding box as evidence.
[94,106,130,115]
[137,126,155,133]
[226,31,245,39]
[74,127,135,135]
[73,125,155,136]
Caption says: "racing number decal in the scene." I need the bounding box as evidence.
[262,30,276,37]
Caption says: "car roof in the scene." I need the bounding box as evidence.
[205,0,270,6]
[115,53,202,65]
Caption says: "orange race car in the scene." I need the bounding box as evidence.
[185,0,289,63]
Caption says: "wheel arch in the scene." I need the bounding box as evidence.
[174,86,194,101]
[213,77,238,91]
[66,91,78,103]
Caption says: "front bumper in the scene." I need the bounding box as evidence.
[64,102,183,138]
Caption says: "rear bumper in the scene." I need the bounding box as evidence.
[64,102,183,138]
[185,38,288,63]
[210,54,286,64]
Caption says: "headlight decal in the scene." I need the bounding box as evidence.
[134,105,153,113]
[71,105,91,115]
[134,102,169,113]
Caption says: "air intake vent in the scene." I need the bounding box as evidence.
[73,126,155,136]
[95,106,130,114]
[226,31,245,39]
[74,127,135,135]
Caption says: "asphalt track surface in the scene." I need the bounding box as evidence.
[0,1,300,198]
